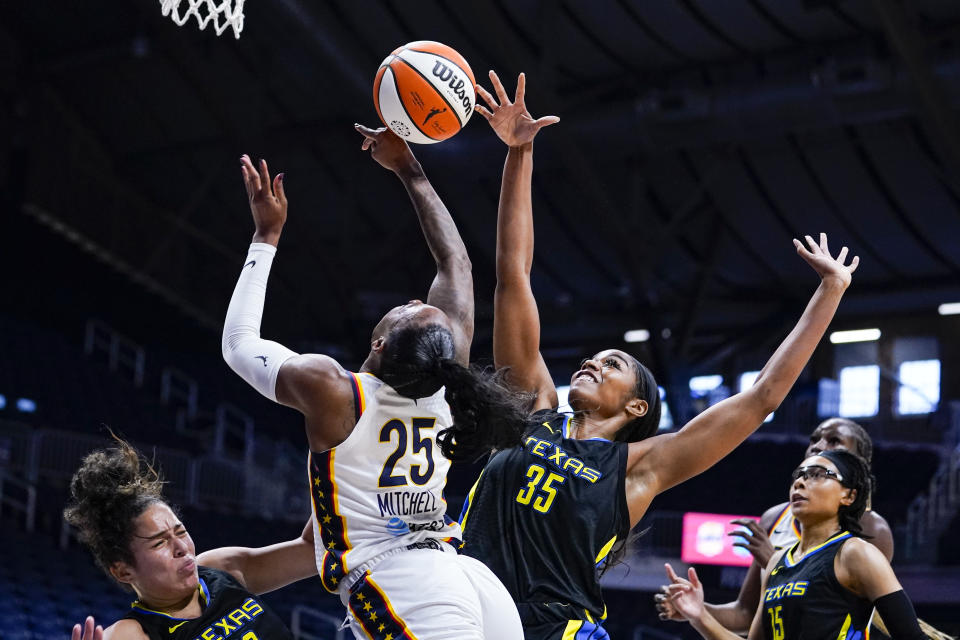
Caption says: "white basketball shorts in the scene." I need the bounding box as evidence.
[339,541,522,640]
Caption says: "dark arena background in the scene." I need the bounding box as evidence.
[3,1,960,638]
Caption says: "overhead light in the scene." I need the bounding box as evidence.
[829,329,881,344]
[624,329,650,343]
[938,302,960,316]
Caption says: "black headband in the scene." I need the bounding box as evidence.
[816,450,856,486]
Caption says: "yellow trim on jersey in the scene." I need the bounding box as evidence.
[595,536,618,564]
[365,574,420,640]
[768,505,792,536]
[458,470,484,531]
[584,610,595,623]
[327,448,352,567]
[836,613,853,640]
[351,372,367,416]
[786,531,851,566]
[562,620,583,640]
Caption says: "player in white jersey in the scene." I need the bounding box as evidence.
[656,418,893,634]
[222,125,523,639]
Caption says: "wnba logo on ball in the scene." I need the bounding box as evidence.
[431,61,473,112]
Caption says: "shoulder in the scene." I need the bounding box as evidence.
[196,563,245,589]
[103,619,149,640]
[837,536,887,572]
[762,548,788,575]
[861,510,894,561]
[276,354,354,412]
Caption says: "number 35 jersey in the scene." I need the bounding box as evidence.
[459,411,630,625]
[309,372,460,593]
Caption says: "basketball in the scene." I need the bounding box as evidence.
[373,41,476,144]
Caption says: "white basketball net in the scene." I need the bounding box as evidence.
[159,0,246,39]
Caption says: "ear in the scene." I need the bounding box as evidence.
[625,398,649,419]
[371,336,385,353]
[109,561,135,585]
[840,487,856,507]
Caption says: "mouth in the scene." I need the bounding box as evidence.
[178,558,196,575]
[790,492,807,505]
[573,370,599,384]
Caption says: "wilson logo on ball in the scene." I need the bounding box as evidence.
[373,41,476,145]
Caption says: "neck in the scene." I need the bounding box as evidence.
[136,584,201,617]
[796,515,843,556]
[568,411,622,441]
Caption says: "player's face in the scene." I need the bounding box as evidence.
[788,455,853,520]
[805,422,860,459]
[121,502,199,603]
[568,349,640,417]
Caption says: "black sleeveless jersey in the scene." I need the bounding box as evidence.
[763,532,872,640]
[459,412,630,628]
[122,566,293,640]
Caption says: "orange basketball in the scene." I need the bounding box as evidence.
[373,41,476,144]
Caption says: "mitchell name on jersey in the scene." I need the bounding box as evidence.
[308,373,460,593]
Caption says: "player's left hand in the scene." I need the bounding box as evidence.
[729,518,776,567]
[72,616,104,640]
[355,124,418,174]
[474,71,559,148]
[663,563,705,622]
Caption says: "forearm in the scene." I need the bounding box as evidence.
[690,611,750,640]
[395,162,470,269]
[749,278,846,413]
[496,143,534,280]
[222,243,297,402]
[704,602,753,634]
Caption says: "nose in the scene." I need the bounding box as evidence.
[582,358,600,371]
[172,535,189,557]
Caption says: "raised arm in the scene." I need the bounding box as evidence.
[196,517,318,595]
[355,124,474,365]
[221,156,355,452]
[475,71,559,408]
[627,234,858,513]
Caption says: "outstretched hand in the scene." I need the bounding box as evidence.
[663,563,705,623]
[474,71,559,148]
[794,233,859,289]
[240,154,286,246]
[354,124,419,175]
[72,616,103,640]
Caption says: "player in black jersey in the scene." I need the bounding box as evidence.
[664,450,927,639]
[65,438,314,640]
[656,418,895,634]
[451,70,858,639]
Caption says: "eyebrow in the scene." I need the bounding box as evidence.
[598,353,629,366]
[135,523,184,540]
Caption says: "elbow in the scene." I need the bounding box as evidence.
[748,386,782,417]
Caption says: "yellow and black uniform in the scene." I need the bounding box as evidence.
[459,411,628,640]
[121,566,293,640]
[763,532,871,640]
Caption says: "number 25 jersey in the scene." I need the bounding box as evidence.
[308,372,460,593]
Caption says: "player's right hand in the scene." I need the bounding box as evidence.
[72,616,104,640]
[240,154,287,245]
